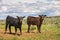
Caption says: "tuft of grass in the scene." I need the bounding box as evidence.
[0,36,4,40]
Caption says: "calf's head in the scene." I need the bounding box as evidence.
[39,15,46,20]
[17,16,25,23]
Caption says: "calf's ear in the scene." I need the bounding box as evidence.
[39,15,41,17]
[44,15,46,16]
[23,16,25,18]
[17,16,19,19]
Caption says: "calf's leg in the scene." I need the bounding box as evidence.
[15,27,17,35]
[27,25,30,33]
[37,25,41,33]
[9,25,11,34]
[19,26,22,35]
[5,23,8,34]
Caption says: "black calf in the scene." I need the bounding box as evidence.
[5,15,25,35]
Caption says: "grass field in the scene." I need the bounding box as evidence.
[0,17,60,40]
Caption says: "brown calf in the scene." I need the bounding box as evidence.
[27,15,46,33]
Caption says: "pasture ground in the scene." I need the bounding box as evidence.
[0,24,60,40]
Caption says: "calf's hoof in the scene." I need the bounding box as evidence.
[27,32,30,33]
[4,32,7,34]
[9,33,12,34]
[27,31,30,33]
[39,32,41,33]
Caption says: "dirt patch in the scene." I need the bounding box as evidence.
[0,29,42,38]
[0,29,15,38]
[0,29,48,38]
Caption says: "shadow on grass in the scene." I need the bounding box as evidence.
[4,32,21,36]
[25,31,41,33]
